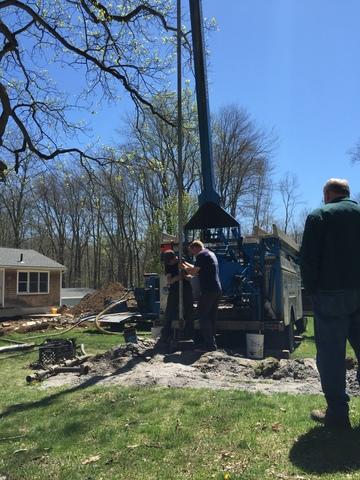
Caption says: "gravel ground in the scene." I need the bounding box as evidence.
[41,339,360,396]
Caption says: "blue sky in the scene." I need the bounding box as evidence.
[202,0,360,211]
[59,0,360,216]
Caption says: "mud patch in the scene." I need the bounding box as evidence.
[41,339,360,396]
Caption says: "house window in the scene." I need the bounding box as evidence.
[17,272,49,294]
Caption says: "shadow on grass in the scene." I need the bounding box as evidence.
[0,343,205,420]
[290,425,360,474]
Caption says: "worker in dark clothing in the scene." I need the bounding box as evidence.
[300,178,360,430]
[182,240,222,352]
[160,250,194,342]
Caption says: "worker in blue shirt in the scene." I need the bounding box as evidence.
[182,240,222,352]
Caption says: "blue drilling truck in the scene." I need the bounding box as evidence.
[136,223,304,354]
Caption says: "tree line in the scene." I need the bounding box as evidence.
[0,98,297,288]
[0,2,305,289]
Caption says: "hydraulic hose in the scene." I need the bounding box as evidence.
[94,290,133,335]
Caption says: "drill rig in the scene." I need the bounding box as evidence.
[183,0,304,353]
[136,0,305,354]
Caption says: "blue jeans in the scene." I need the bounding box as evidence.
[313,289,360,418]
[197,291,222,349]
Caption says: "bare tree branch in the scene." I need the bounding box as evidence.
[0,0,178,169]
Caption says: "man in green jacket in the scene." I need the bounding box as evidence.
[300,178,360,429]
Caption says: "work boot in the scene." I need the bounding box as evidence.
[193,343,217,353]
[310,409,351,430]
[157,336,169,345]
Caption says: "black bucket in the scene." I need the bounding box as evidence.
[123,325,138,344]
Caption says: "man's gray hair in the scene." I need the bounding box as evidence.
[323,178,350,196]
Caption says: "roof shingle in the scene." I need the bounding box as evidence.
[0,248,65,269]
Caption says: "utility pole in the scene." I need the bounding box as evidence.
[177,0,184,330]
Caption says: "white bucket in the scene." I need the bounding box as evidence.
[151,326,163,340]
[246,333,264,359]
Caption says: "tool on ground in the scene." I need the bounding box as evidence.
[26,355,89,383]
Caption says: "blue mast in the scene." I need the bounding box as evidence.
[185,0,239,230]
[189,0,220,206]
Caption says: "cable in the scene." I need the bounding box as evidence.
[0,337,28,345]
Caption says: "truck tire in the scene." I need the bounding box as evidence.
[295,317,308,334]
[285,321,295,353]
[286,310,296,353]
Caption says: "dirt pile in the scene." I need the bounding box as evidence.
[69,282,129,316]
[93,339,154,362]
[254,357,320,381]
[41,339,360,396]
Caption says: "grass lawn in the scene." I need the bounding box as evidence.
[0,322,359,480]
[293,317,357,359]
